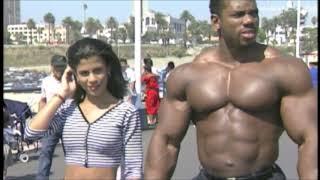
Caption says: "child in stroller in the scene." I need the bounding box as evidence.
[3,99,37,166]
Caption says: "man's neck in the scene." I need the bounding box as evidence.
[219,40,260,63]
[51,73,61,82]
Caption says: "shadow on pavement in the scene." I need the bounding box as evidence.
[6,174,36,180]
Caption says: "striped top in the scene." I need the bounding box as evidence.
[25,100,143,179]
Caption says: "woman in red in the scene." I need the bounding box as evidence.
[142,64,160,125]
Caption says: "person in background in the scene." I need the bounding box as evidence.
[120,58,137,105]
[25,38,143,180]
[308,61,318,88]
[143,57,159,76]
[37,54,67,180]
[163,61,175,95]
[3,108,14,180]
[141,63,160,125]
[144,0,317,179]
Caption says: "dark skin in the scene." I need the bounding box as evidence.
[144,0,317,179]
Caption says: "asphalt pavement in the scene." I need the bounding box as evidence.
[6,126,299,180]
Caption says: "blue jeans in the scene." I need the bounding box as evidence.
[36,133,61,180]
[131,95,138,106]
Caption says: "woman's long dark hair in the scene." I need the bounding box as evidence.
[66,38,127,103]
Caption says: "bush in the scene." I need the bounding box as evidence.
[172,48,187,58]
[276,45,295,56]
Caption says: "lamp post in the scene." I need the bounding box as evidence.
[81,1,87,34]
[295,0,301,58]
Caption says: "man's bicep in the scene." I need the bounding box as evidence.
[280,89,317,144]
[157,63,192,145]
[156,97,191,146]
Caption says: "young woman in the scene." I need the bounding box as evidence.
[141,64,160,125]
[25,38,143,180]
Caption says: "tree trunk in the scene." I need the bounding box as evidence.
[48,24,51,44]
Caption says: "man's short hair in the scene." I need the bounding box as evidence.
[119,58,127,64]
[51,54,67,68]
[144,58,153,67]
[209,0,225,16]
[168,61,175,69]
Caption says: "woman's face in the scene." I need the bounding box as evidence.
[75,55,109,97]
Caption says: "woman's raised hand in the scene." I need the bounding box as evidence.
[58,66,77,99]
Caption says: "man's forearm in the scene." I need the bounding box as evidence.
[145,136,180,179]
[297,137,318,179]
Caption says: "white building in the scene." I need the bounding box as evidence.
[134,0,185,44]
[164,15,185,44]
[7,23,67,45]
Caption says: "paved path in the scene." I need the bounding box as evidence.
[6,127,298,180]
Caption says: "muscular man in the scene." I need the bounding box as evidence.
[144,0,317,179]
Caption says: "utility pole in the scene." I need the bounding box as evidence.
[295,0,300,58]
[134,0,142,109]
[81,1,87,34]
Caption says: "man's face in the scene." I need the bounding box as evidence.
[52,66,66,81]
[120,62,127,71]
[218,0,259,47]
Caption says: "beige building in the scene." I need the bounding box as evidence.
[7,23,67,45]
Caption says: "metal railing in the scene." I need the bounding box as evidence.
[4,87,41,93]
[4,87,154,130]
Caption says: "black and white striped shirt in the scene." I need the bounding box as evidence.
[25,100,143,179]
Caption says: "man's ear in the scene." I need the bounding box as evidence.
[211,14,220,32]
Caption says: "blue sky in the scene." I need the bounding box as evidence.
[21,0,318,26]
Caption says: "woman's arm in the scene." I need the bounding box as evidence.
[122,109,143,179]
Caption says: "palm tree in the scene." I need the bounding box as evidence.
[311,16,317,26]
[261,17,271,44]
[106,16,119,43]
[26,18,36,45]
[118,27,127,44]
[279,8,297,44]
[155,12,168,45]
[188,19,202,44]
[269,16,280,37]
[180,10,195,47]
[71,20,83,43]
[43,12,55,44]
[124,16,134,43]
[301,27,317,53]
[62,16,73,44]
[85,17,103,37]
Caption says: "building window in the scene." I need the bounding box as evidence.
[152,18,155,25]
[146,17,150,25]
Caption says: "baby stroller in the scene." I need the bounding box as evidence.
[3,99,38,163]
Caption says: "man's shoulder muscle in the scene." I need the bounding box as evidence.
[194,46,220,63]
[268,55,312,94]
[165,63,194,100]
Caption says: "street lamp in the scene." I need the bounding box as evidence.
[296,0,301,58]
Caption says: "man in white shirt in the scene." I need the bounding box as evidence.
[37,54,67,180]
[120,58,137,105]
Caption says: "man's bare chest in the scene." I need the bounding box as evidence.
[186,65,280,112]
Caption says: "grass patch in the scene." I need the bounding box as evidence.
[4,44,191,68]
